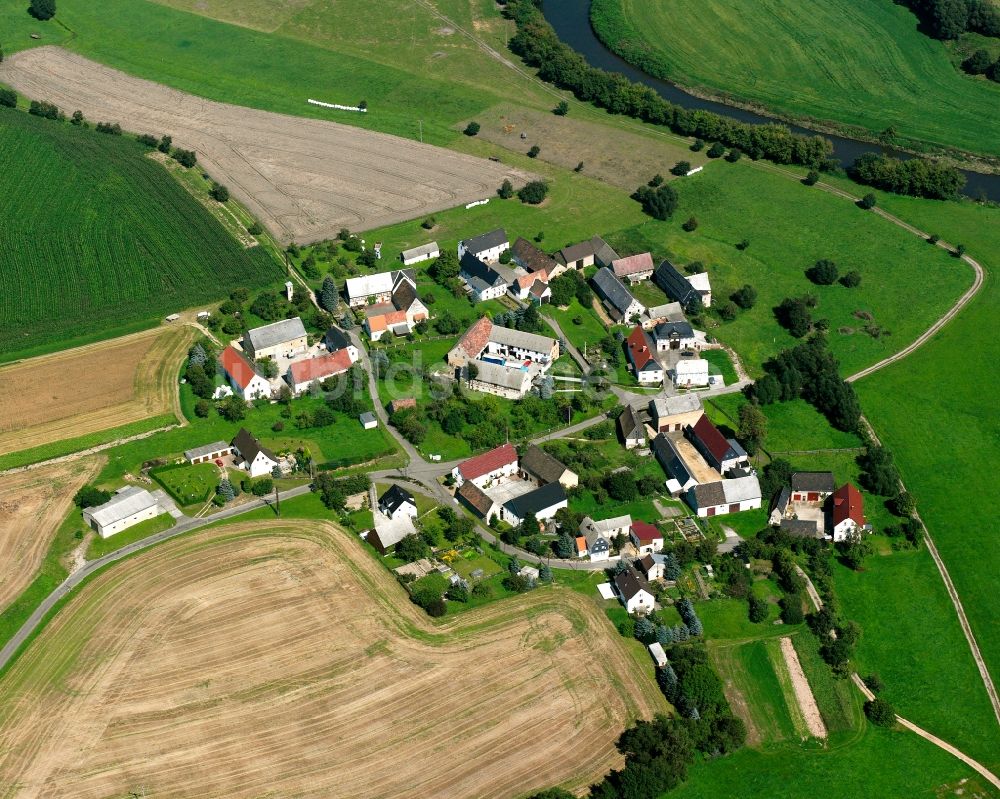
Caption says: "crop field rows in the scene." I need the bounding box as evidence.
[0,520,665,798]
[0,326,195,459]
[0,48,534,244]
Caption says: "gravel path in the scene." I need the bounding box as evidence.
[779,636,827,739]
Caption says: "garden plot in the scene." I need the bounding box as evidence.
[0,48,533,243]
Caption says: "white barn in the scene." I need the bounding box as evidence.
[82,486,163,539]
[400,242,440,266]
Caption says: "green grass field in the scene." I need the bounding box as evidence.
[85,513,176,560]
[0,109,282,362]
[151,462,221,506]
[590,0,1000,160]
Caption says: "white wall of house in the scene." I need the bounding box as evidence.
[468,376,530,400]
[242,451,278,478]
[502,498,568,527]
[832,519,859,543]
[401,248,439,266]
[622,589,655,614]
[637,366,664,384]
[460,241,509,263]
[655,335,697,351]
[250,336,308,362]
[693,497,762,518]
[472,283,508,302]
[631,536,664,555]
[86,506,161,539]
[453,461,519,489]
[232,373,272,401]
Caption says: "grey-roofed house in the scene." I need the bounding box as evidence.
[649,394,703,432]
[243,317,309,361]
[591,267,645,323]
[641,301,686,328]
[791,472,836,501]
[400,241,440,266]
[653,260,704,312]
[82,486,163,539]
[501,482,568,526]
[614,570,655,614]
[368,512,417,554]
[686,475,762,517]
[458,228,509,263]
[488,326,558,363]
[468,359,533,399]
[460,252,511,302]
[359,411,378,429]
[653,321,697,351]
[555,240,597,270]
[769,485,792,526]
[184,440,232,464]
[591,236,620,268]
[618,405,647,450]
[520,444,578,489]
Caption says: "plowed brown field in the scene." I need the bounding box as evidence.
[0,520,664,798]
[0,48,532,243]
[0,458,102,613]
[0,326,193,457]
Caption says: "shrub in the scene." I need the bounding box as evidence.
[803,170,819,186]
[839,270,861,288]
[717,301,738,321]
[735,238,750,250]
[859,192,877,210]
[779,595,805,625]
[74,485,112,509]
[725,148,742,162]
[574,161,584,172]
[210,183,230,202]
[748,595,768,623]
[172,148,198,168]
[648,173,664,187]
[864,698,896,727]
[681,216,698,232]
[707,142,726,158]
[0,88,16,109]
[863,673,885,694]
[731,284,757,309]
[29,0,56,20]
[632,183,678,220]
[194,399,211,418]
[497,179,514,199]
[553,100,569,115]
[670,160,691,176]
[806,259,839,285]
[95,121,122,135]
[463,121,480,136]
[527,145,541,158]
[517,180,549,204]
[691,138,705,151]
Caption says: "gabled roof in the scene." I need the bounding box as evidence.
[370,513,416,551]
[654,260,701,308]
[614,569,650,601]
[529,280,550,299]
[675,357,709,377]
[651,433,695,487]
[780,518,820,537]
[574,536,588,555]
[582,515,632,535]
[490,325,556,355]
[452,316,494,361]
[366,307,409,333]
[687,272,711,294]
[690,414,739,463]
[460,252,509,291]
[231,428,277,465]
[220,345,263,390]
[184,440,230,460]
[245,317,307,351]
[457,480,497,517]
[618,405,645,439]
[457,442,518,481]
[345,269,414,301]
[462,228,508,255]
[391,279,418,312]
[556,240,597,265]
[654,320,695,340]
[84,486,159,527]
[512,237,557,274]
[503,482,566,519]
[469,359,532,392]
[791,472,836,493]
[592,267,643,319]
[690,481,727,507]
[288,349,353,384]
[831,483,865,527]
[721,475,761,503]
[643,301,685,323]
[631,521,662,544]
[650,394,703,419]
[324,327,352,352]
[637,553,657,572]
[590,236,620,266]
[379,484,415,515]
[771,486,791,515]
[612,252,654,278]
[626,325,657,371]
[401,242,439,260]
[388,398,416,413]
[520,444,571,484]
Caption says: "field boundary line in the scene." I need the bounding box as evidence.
[850,673,1000,789]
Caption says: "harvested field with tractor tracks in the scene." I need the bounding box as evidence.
[0,520,664,798]
[0,48,532,243]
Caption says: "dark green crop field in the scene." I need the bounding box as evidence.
[0,110,282,361]
[591,0,1000,160]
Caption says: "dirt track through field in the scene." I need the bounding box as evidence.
[0,458,102,613]
[779,636,827,739]
[0,48,531,243]
[0,520,664,798]
[0,326,193,457]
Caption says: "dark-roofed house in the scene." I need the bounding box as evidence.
[686,475,762,517]
[626,325,664,384]
[630,521,664,554]
[555,240,597,270]
[614,570,655,614]
[456,481,499,522]
[520,444,578,489]
[686,415,750,474]
[459,252,512,302]
[637,553,665,581]
[592,267,645,323]
[653,321,696,351]
[591,236,620,267]
[451,442,519,488]
[458,228,509,263]
[612,252,655,284]
[231,428,279,478]
[618,405,647,450]
[780,518,821,538]
[501,482,568,526]
[769,486,791,526]
[653,260,704,312]
[323,327,360,361]
[651,433,699,493]
[791,472,836,502]
[830,483,866,542]
[378,484,417,520]
[511,237,558,276]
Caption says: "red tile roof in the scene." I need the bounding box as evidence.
[455,316,493,360]
[367,308,408,332]
[630,521,662,544]
[626,325,656,370]
[458,442,518,481]
[575,536,588,555]
[289,349,353,384]
[612,252,654,278]
[220,346,260,390]
[831,483,865,527]
[691,414,732,463]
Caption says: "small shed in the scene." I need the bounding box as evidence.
[359,411,378,429]
[648,642,668,667]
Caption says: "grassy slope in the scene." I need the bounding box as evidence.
[0,110,282,362]
[592,0,1000,159]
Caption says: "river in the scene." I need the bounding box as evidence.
[541,0,1000,201]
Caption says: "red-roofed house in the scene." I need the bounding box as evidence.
[220,346,271,401]
[574,536,588,558]
[612,252,655,284]
[447,316,494,368]
[511,269,549,302]
[685,414,749,474]
[286,348,354,394]
[626,325,664,384]
[629,521,664,554]
[451,443,519,488]
[830,483,866,542]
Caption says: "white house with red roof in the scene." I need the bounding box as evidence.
[626,326,664,384]
[630,521,664,554]
[451,443,519,488]
[220,345,271,401]
[830,483,866,542]
[286,348,354,394]
[612,252,654,284]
